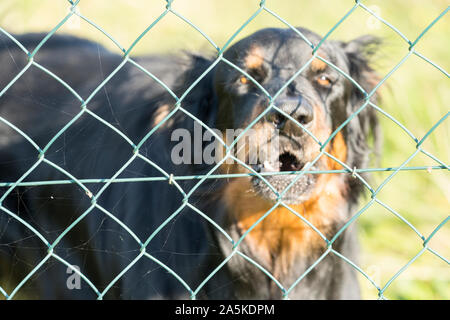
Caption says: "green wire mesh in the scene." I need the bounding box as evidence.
[0,0,448,300]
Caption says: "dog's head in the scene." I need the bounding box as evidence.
[208,27,380,204]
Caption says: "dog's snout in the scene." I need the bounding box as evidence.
[265,96,314,135]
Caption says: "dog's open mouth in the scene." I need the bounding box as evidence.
[251,151,317,204]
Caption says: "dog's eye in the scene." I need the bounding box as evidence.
[316,75,332,87]
[239,75,249,84]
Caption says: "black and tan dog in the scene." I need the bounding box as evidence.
[0,27,379,299]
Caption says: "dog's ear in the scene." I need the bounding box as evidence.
[341,35,382,171]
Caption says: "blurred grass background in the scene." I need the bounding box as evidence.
[0,0,448,299]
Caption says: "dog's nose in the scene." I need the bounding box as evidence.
[265,96,314,135]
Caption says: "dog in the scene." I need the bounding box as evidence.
[0,27,380,299]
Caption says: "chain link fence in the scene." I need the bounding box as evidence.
[0,0,448,299]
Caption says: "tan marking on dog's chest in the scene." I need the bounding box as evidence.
[244,46,264,69]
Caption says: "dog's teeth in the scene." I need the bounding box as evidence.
[253,164,262,173]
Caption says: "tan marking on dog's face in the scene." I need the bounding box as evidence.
[151,104,173,128]
[310,53,328,72]
[303,104,347,170]
[244,46,264,69]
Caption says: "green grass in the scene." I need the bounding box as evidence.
[0,0,448,300]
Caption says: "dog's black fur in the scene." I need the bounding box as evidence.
[0,28,379,299]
